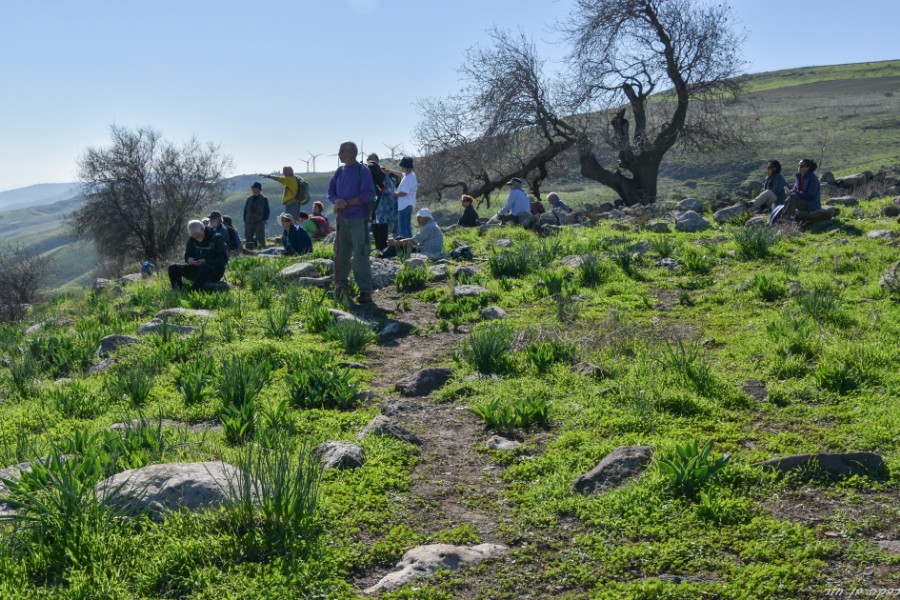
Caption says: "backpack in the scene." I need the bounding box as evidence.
[311,215,331,238]
[225,224,241,251]
[293,176,311,205]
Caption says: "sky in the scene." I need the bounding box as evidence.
[1,0,898,192]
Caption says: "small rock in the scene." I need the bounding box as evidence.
[379,398,421,417]
[876,541,900,555]
[327,309,370,325]
[96,335,140,358]
[753,452,887,479]
[486,436,521,451]
[278,262,319,279]
[572,362,611,380]
[574,445,654,494]
[155,308,214,320]
[378,320,413,341]
[742,379,767,402]
[294,276,333,288]
[826,196,859,206]
[88,358,116,374]
[744,216,769,228]
[559,255,588,268]
[454,284,487,298]
[24,317,75,336]
[675,210,711,233]
[495,238,513,247]
[480,306,508,320]
[645,221,671,233]
[404,257,427,270]
[629,241,651,254]
[676,198,704,213]
[878,262,900,293]
[338,361,367,370]
[656,258,682,271]
[428,264,448,281]
[137,320,200,336]
[395,368,453,397]
[881,205,900,217]
[867,229,896,240]
[364,544,509,594]
[358,415,421,445]
[454,265,482,279]
[788,282,803,297]
[313,441,365,471]
[462,373,499,382]
[713,204,748,223]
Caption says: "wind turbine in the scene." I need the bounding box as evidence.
[298,157,311,173]
[358,139,365,163]
[306,150,322,173]
[383,143,402,161]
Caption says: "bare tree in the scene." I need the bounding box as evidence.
[0,244,51,322]
[415,0,748,205]
[74,125,233,263]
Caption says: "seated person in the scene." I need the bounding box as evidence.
[748,160,787,212]
[168,220,228,290]
[457,194,480,227]
[312,200,329,224]
[259,213,312,256]
[380,208,444,259]
[530,198,546,215]
[221,215,243,256]
[487,178,532,225]
[547,192,572,213]
[783,158,821,221]
[296,210,317,238]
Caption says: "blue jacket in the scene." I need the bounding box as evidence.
[282,225,312,256]
[792,172,821,211]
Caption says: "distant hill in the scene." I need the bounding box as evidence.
[0,183,80,211]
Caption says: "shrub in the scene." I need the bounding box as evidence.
[541,271,567,296]
[576,256,611,287]
[287,354,361,411]
[470,395,550,435]
[323,319,376,355]
[489,244,535,278]
[681,247,713,274]
[222,400,256,445]
[7,353,38,397]
[796,285,849,326]
[658,439,730,499]
[649,236,680,258]
[526,340,576,374]
[751,274,786,302]
[218,356,271,414]
[395,266,429,292]
[657,341,717,397]
[459,323,515,374]
[733,226,780,259]
[300,289,334,333]
[611,244,637,276]
[263,303,292,339]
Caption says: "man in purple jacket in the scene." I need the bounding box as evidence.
[328,140,375,303]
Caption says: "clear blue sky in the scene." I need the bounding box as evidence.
[1,0,898,192]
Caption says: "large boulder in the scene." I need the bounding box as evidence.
[370,258,403,290]
[879,261,900,293]
[645,221,671,233]
[95,462,250,519]
[364,543,509,594]
[675,210,711,233]
[835,172,871,189]
[480,306,508,320]
[753,452,887,479]
[96,335,140,358]
[395,367,453,397]
[313,441,365,471]
[24,318,75,336]
[573,445,654,494]
[713,203,748,223]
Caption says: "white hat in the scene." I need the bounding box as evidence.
[416,208,432,219]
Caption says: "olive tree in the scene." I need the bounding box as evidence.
[74,126,232,262]
[415,0,747,205]
[0,244,50,322]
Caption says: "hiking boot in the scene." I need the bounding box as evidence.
[355,293,374,304]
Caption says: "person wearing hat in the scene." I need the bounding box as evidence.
[168,220,229,291]
[487,177,532,225]
[243,182,270,249]
[386,156,417,239]
[382,208,444,259]
[207,210,228,239]
[457,195,480,227]
[277,212,312,256]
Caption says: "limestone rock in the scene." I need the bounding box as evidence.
[559,255,588,268]
[96,335,140,358]
[404,257,427,270]
[656,258,683,271]
[572,362,611,380]
[378,320,414,341]
[646,221,671,233]
[370,258,403,290]
[676,198,704,213]
[278,262,319,279]
[428,264,448,281]
[827,196,859,207]
[486,436,521,451]
[395,367,453,397]
[879,261,900,293]
[744,216,769,228]
[313,441,365,471]
[294,276,332,288]
[675,211,711,233]
[88,357,116,374]
[137,320,200,336]
[454,264,482,279]
[309,258,334,274]
[480,306,508,320]
[876,541,900,555]
[881,205,900,217]
[867,229,896,240]
[95,462,250,520]
[155,308,214,320]
[365,543,509,594]
[574,445,654,494]
[358,416,421,445]
[454,284,487,298]
[713,203,748,223]
[753,452,887,479]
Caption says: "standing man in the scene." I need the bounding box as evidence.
[391,156,417,239]
[328,141,376,304]
[260,166,304,220]
[243,182,270,249]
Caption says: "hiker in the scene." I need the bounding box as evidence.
[277,213,312,256]
[487,178,532,225]
[207,211,229,239]
[388,156,417,239]
[457,194,480,227]
[547,192,572,213]
[328,140,376,303]
[168,220,228,291]
[783,158,822,221]
[369,153,396,251]
[748,160,787,212]
[312,200,328,224]
[297,210,317,238]
[381,208,444,259]
[260,166,304,220]
[243,181,270,249]
[221,215,243,256]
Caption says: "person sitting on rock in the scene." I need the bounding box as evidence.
[547,192,573,213]
[783,158,822,221]
[259,213,312,256]
[380,208,445,259]
[457,195,480,227]
[168,220,229,291]
[221,215,243,256]
[487,178,532,226]
[748,160,787,212]
[530,197,546,216]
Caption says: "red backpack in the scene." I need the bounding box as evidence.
[311,215,331,238]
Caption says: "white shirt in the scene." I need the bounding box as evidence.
[396,171,418,212]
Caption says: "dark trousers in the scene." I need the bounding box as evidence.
[168,263,224,291]
[245,221,267,249]
[372,222,390,251]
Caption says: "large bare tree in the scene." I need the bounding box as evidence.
[74,126,232,263]
[415,0,747,205]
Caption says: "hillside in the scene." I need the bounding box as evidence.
[0,182,80,212]
[0,191,897,597]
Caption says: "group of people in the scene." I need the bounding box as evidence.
[166,139,574,300]
[747,158,822,223]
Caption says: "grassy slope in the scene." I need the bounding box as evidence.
[0,193,897,598]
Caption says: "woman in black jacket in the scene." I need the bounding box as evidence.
[278,213,312,256]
